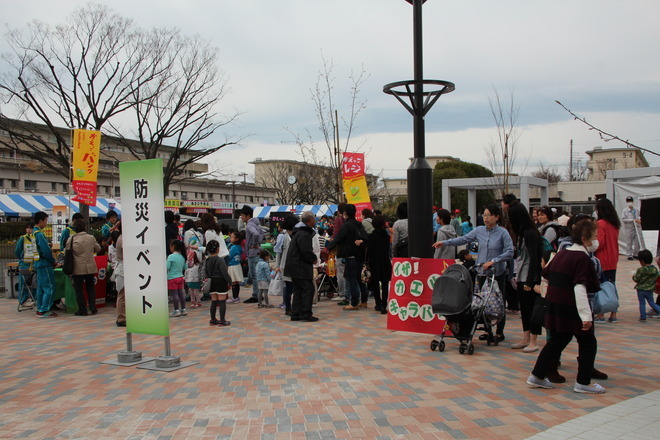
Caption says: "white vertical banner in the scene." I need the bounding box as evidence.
[119,159,169,336]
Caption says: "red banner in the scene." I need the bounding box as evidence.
[341,152,365,179]
[386,257,455,334]
[342,152,372,220]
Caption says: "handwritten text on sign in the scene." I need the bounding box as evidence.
[386,258,454,335]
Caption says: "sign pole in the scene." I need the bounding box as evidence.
[101,159,196,371]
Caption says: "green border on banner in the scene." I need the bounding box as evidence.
[119,159,170,336]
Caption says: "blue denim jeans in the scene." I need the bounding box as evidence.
[637,290,660,319]
[248,255,260,299]
[343,258,361,307]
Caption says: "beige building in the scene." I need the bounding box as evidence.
[0,119,276,215]
[586,146,649,180]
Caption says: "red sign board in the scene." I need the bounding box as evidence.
[93,255,108,308]
[386,257,455,335]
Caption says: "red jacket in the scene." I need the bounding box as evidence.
[595,219,620,271]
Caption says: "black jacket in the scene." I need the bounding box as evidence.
[367,229,392,281]
[519,228,543,288]
[284,224,317,279]
[326,218,367,259]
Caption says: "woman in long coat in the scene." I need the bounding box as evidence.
[67,219,101,316]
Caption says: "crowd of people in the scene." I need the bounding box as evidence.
[13,195,660,395]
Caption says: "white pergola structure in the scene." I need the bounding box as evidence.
[442,176,549,222]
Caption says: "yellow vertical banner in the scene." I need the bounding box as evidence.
[341,152,372,219]
[71,129,101,206]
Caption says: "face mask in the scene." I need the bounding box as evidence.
[586,239,599,253]
[627,203,634,209]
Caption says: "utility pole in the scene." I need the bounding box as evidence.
[569,139,573,181]
[335,110,343,204]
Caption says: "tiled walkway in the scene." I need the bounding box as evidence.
[1,256,658,439]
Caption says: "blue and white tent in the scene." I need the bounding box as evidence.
[0,193,121,218]
[252,204,337,219]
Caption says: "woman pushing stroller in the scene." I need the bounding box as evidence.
[433,204,514,342]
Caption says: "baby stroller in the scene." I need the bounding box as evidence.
[430,264,504,355]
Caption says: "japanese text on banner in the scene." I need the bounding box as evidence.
[386,258,454,335]
[71,129,101,206]
[119,159,169,337]
[341,152,372,219]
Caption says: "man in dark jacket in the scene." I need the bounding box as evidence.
[326,204,368,310]
[284,211,319,322]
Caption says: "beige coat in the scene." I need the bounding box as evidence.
[66,231,101,275]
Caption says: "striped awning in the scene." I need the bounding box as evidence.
[252,204,337,219]
[0,193,121,217]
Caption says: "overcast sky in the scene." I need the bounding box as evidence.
[2,0,659,181]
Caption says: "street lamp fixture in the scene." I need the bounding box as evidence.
[225,181,242,219]
[383,0,454,258]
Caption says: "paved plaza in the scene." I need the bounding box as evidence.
[1,256,658,439]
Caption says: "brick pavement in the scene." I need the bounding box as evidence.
[0,256,658,439]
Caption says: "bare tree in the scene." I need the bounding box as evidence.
[532,163,563,183]
[107,32,240,194]
[287,55,370,203]
[484,89,528,197]
[257,161,337,205]
[0,5,162,176]
[0,4,236,210]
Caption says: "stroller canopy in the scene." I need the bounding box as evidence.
[432,264,473,316]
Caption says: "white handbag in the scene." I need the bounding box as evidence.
[268,272,284,296]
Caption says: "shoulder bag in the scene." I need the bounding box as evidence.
[360,248,371,284]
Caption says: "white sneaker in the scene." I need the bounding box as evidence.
[574,382,606,394]
[23,300,35,307]
[180,309,187,316]
[526,374,555,389]
[170,310,181,317]
[650,314,660,319]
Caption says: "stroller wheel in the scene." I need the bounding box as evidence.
[459,344,466,355]
[438,341,445,352]
[467,344,475,355]
[430,340,439,351]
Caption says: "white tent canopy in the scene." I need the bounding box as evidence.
[0,193,120,218]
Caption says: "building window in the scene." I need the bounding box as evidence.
[248,196,254,203]
[51,182,57,192]
[172,191,177,197]
[181,191,188,200]
[61,183,68,192]
[10,180,17,188]
[25,180,38,191]
[114,186,120,198]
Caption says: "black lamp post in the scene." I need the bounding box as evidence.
[384,0,454,258]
